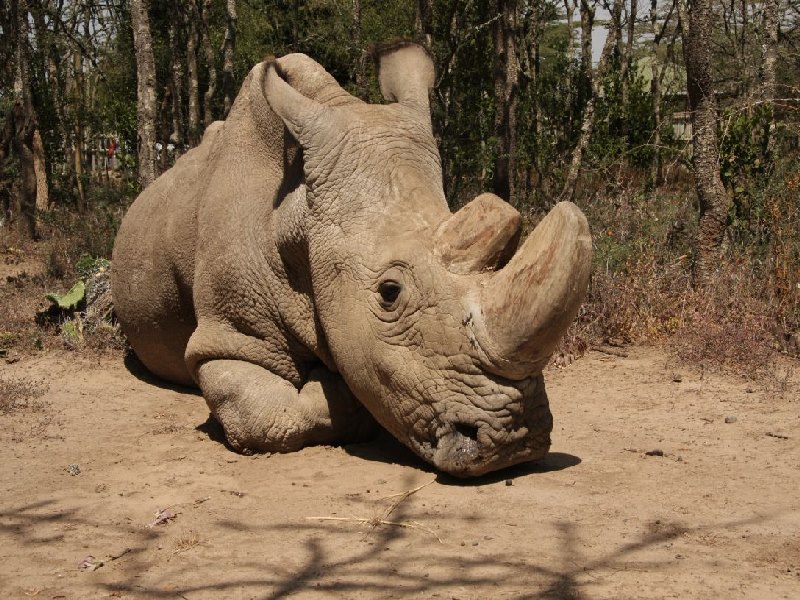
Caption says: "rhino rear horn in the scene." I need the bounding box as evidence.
[434,193,521,274]
[373,42,434,114]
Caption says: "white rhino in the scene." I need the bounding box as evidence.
[112,43,591,477]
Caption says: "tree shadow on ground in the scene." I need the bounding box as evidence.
[82,469,776,600]
[0,498,156,574]
[0,484,781,599]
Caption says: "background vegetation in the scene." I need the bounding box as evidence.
[1,0,798,373]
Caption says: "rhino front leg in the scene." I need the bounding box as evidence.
[197,360,378,453]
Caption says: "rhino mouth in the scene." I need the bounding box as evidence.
[430,421,551,478]
[418,374,553,478]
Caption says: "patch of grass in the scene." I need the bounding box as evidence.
[670,265,777,379]
[84,322,127,353]
[173,530,202,553]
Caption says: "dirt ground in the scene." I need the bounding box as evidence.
[1,347,798,599]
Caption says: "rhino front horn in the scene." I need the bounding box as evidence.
[474,201,592,380]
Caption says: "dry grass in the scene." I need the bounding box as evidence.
[306,479,442,543]
[554,159,799,380]
[670,268,778,378]
[0,375,49,414]
[173,530,203,553]
[1,374,53,443]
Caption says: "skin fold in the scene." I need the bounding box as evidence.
[112,43,591,477]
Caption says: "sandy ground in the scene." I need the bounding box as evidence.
[1,347,798,599]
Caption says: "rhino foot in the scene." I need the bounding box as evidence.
[197,360,378,453]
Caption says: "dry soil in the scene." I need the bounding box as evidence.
[1,348,798,599]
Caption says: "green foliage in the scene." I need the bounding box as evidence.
[428,0,495,205]
[625,74,659,168]
[60,318,84,348]
[76,255,111,279]
[45,281,86,311]
[517,21,583,201]
[719,105,770,186]
[95,26,138,155]
[717,105,776,251]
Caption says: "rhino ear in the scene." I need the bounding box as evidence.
[373,42,434,113]
[271,53,363,107]
[262,58,341,150]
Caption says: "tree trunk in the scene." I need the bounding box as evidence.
[436,3,460,199]
[564,0,576,56]
[169,19,185,156]
[649,0,676,186]
[561,0,622,201]
[761,0,779,103]
[187,0,200,147]
[679,0,730,287]
[521,0,544,195]
[0,111,12,221]
[10,0,38,237]
[579,0,596,90]
[159,83,173,173]
[562,0,577,148]
[29,3,55,209]
[223,0,237,116]
[492,0,519,205]
[72,49,87,212]
[415,0,433,49]
[620,0,637,111]
[761,0,779,154]
[33,129,49,211]
[42,16,68,181]
[650,0,663,186]
[131,0,158,188]
[201,0,217,128]
[5,106,38,239]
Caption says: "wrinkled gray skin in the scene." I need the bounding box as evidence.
[112,44,592,477]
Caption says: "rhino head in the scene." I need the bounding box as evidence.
[265,43,591,477]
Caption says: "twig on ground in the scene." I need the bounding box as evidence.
[594,345,630,358]
[379,478,435,519]
[305,515,443,543]
[305,478,442,543]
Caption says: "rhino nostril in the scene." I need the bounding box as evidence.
[453,422,479,442]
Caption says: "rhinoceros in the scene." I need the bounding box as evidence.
[112,43,591,477]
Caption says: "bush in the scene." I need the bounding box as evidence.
[0,189,129,358]
[553,151,800,375]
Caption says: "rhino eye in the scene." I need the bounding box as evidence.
[378,280,402,308]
